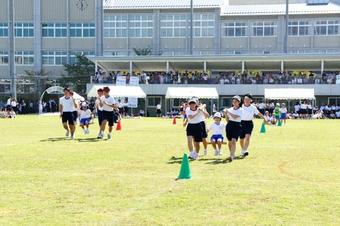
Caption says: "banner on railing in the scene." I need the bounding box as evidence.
[129,76,139,86]
[336,75,340,84]
[116,76,126,86]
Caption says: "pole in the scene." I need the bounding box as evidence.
[284,0,289,54]
[190,0,193,55]
[8,0,16,99]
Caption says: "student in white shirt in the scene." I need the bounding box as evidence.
[79,102,92,134]
[185,98,209,160]
[207,112,226,156]
[280,103,288,124]
[240,94,264,157]
[224,95,243,161]
[156,103,162,117]
[98,87,117,140]
[95,88,104,137]
[59,88,77,139]
[263,111,275,125]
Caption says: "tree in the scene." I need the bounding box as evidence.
[133,47,152,56]
[24,69,52,98]
[61,54,95,94]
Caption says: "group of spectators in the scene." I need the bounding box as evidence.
[91,70,339,85]
[0,97,42,118]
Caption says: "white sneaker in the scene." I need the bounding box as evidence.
[194,152,199,160]
[71,134,75,140]
[86,129,90,134]
[204,150,208,156]
[189,151,195,159]
[107,133,112,140]
[65,131,70,137]
[83,129,87,135]
[214,149,219,156]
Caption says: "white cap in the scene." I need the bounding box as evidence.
[232,95,241,102]
[81,102,87,107]
[213,112,222,118]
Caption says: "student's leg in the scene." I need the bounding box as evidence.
[217,141,222,151]
[240,138,245,151]
[69,124,75,136]
[62,122,69,131]
[187,136,194,152]
[230,139,236,158]
[194,142,200,153]
[100,120,107,133]
[211,141,217,150]
[243,134,251,152]
[108,126,113,133]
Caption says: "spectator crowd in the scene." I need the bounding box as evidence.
[91,70,339,85]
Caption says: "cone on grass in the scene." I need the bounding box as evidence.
[172,117,177,125]
[116,121,122,131]
[277,119,282,127]
[260,122,266,134]
[176,154,191,180]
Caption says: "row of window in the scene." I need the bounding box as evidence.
[0,22,95,38]
[0,51,95,65]
[0,19,339,38]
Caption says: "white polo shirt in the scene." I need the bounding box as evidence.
[80,109,92,119]
[209,122,226,135]
[186,107,205,124]
[241,104,259,121]
[59,96,74,112]
[101,95,116,112]
[227,107,243,122]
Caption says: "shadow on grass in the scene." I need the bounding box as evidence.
[40,137,69,142]
[76,138,102,143]
[40,137,102,143]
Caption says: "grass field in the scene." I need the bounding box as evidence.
[0,116,339,226]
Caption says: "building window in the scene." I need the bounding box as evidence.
[70,23,95,37]
[314,20,339,35]
[160,14,187,37]
[15,22,34,37]
[252,22,276,36]
[307,0,330,5]
[0,79,11,93]
[42,51,67,65]
[288,21,309,36]
[223,22,247,37]
[0,50,8,64]
[104,14,127,37]
[69,51,95,64]
[194,13,214,37]
[0,23,8,37]
[42,23,67,37]
[15,51,34,65]
[129,14,153,37]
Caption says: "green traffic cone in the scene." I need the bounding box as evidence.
[277,119,282,127]
[177,154,191,180]
[260,123,266,133]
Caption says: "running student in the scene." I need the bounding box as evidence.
[207,112,225,156]
[185,98,209,160]
[79,102,92,134]
[274,103,280,124]
[59,88,77,139]
[95,88,104,137]
[280,103,288,124]
[240,94,264,157]
[224,95,243,161]
[98,87,117,140]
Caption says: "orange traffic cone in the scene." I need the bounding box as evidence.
[116,120,122,131]
[172,117,177,125]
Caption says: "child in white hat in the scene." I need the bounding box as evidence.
[207,112,226,156]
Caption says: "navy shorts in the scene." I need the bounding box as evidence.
[240,120,254,139]
[102,110,114,127]
[187,123,204,142]
[200,121,208,139]
[226,121,241,141]
[97,110,103,126]
[62,112,75,125]
[211,134,224,142]
[73,111,78,122]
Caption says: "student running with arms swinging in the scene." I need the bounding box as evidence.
[240,93,264,157]
[223,96,243,162]
[59,88,78,139]
[185,98,209,160]
[98,87,117,140]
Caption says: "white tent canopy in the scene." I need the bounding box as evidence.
[87,85,146,98]
[165,87,219,99]
[265,88,315,100]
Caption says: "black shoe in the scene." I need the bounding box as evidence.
[243,152,249,157]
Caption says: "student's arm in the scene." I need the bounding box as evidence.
[59,104,63,117]
[187,110,200,120]
[199,106,210,118]
[225,109,240,119]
